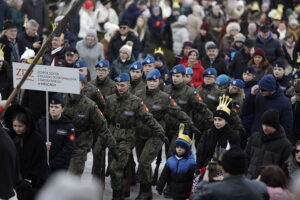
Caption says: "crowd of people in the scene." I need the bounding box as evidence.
[1,0,300,199]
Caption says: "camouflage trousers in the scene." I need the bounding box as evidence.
[136,136,163,184]
[68,131,93,175]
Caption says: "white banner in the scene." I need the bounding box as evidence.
[13,62,80,94]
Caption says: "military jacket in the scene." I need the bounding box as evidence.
[63,94,116,149]
[90,77,117,99]
[130,78,146,95]
[196,83,224,112]
[81,82,106,110]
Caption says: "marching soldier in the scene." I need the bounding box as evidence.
[129,61,146,94]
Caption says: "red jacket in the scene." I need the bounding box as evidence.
[181,59,204,88]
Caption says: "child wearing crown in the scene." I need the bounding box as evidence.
[197,95,240,168]
[156,124,197,200]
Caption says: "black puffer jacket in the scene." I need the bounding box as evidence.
[229,48,252,79]
[201,54,228,75]
[245,126,292,179]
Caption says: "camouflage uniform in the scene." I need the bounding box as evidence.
[130,78,146,94]
[81,81,106,110]
[226,91,244,115]
[135,86,192,186]
[104,91,164,194]
[196,83,224,112]
[90,76,117,99]
[63,94,117,175]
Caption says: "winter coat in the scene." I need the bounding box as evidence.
[110,57,134,79]
[17,31,40,54]
[190,175,269,200]
[0,66,13,100]
[253,65,273,82]
[108,31,140,62]
[196,83,224,112]
[94,5,118,31]
[193,34,216,59]
[292,101,300,142]
[171,23,189,56]
[276,75,292,94]
[20,0,48,34]
[205,14,225,38]
[285,154,300,180]
[0,128,18,199]
[76,39,104,80]
[242,80,257,133]
[89,76,117,99]
[243,85,293,136]
[0,0,10,32]
[187,14,202,42]
[267,187,291,200]
[282,41,295,68]
[78,9,98,38]
[121,3,142,28]
[156,151,196,199]
[245,126,292,179]
[229,48,252,79]
[3,105,48,199]
[219,35,234,55]
[201,54,228,75]
[43,46,66,66]
[36,115,75,172]
[181,60,205,88]
[0,35,23,64]
[255,33,284,65]
[197,124,240,168]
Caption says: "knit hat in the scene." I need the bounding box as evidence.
[293,71,300,80]
[115,73,130,82]
[230,79,245,88]
[119,41,133,58]
[185,67,193,75]
[203,67,217,76]
[104,22,119,33]
[177,15,187,25]
[289,19,299,27]
[259,74,277,91]
[84,0,94,10]
[95,59,110,68]
[226,22,241,33]
[248,22,257,31]
[214,95,232,122]
[221,146,247,175]
[146,69,161,80]
[130,61,143,70]
[175,133,192,152]
[183,41,193,48]
[205,41,217,50]
[244,39,255,48]
[50,94,64,105]
[142,56,155,65]
[200,22,210,31]
[86,28,97,38]
[273,60,285,69]
[234,33,246,43]
[261,109,280,130]
[216,74,230,86]
[2,20,17,30]
[171,65,186,74]
[243,66,255,74]
[188,49,199,57]
[21,48,35,60]
[253,48,266,59]
[294,81,300,93]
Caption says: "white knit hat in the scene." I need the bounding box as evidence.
[234,33,246,43]
[226,22,241,33]
[177,15,187,25]
[119,41,133,58]
[21,48,35,60]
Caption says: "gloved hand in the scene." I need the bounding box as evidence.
[161,136,169,146]
[110,147,120,161]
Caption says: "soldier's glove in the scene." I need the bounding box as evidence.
[110,147,120,161]
[191,124,201,135]
[161,136,169,146]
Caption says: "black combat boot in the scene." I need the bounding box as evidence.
[112,190,124,200]
[135,184,153,200]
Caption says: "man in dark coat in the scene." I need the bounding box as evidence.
[21,0,48,35]
[254,26,284,66]
[201,41,227,75]
[0,127,18,200]
[245,109,292,179]
[107,20,140,62]
[229,39,254,79]
[243,74,293,137]
[36,94,75,172]
[0,0,10,32]
[191,147,269,200]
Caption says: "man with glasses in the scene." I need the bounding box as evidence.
[108,20,140,62]
[243,74,293,139]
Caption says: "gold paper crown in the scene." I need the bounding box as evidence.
[177,123,192,145]
[173,0,180,9]
[0,43,5,60]
[154,48,164,55]
[52,23,64,39]
[251,1,260,11]
[23,15,28,28]
[216,95,232,116]
[27,58,43,64]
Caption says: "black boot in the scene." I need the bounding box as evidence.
[135,184,153,200]
[112,190,124,200]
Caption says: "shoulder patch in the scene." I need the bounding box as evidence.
[141,101,149,112]
[169,96,177,107]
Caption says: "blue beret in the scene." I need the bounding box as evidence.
[95,59,110,68]
[230,79,245,88]
[185,67,193,75]
[171,64,186,74]
[146,69,161,80]
[50,94,64,105]
[79,73,85,81]
[142,56,155,65]
[115,73,130,82]
[293,71,300,79]
[243,66,255,74]
[259,74,276,91]
[74,60,87,68]
[130,61,143,70]
[215,74,230,86]
[203,68,217,76]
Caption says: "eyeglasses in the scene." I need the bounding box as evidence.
[120,26,128,30]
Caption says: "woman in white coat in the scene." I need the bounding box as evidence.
[171,15,189,56]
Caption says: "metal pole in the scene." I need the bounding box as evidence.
[46,91,50,165]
